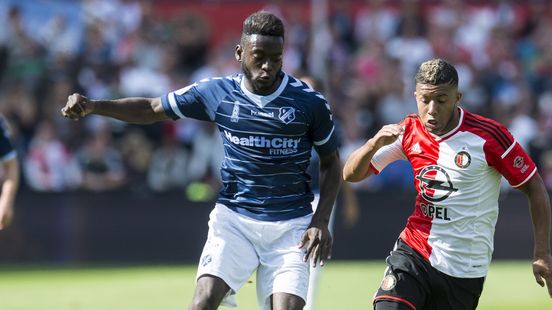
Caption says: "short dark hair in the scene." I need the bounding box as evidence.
[241,11,285,43]
[415,59,458,87]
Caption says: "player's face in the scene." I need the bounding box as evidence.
[236,34,283,95]
[415,83,462,136]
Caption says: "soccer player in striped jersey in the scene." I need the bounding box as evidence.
[344,59,552,309]
[0,115,19,230]
[61,11,341,310]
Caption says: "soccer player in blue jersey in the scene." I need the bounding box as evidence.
[62,11,341,310]
[0,115,19,230]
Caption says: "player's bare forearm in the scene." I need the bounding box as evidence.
[0,157,19,229]
[62,93,169,124]
[92,97,168,124]
[343,139,378,182]
[522,174,551,258]
[520,173,552,297]
[343,124,403,182]
[299,150,341,267]
[313,150,342,226]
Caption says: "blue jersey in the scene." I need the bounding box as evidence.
[161,73,338,221]
[0,116,16,162]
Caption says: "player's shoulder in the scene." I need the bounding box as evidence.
[284,74,327,104]
[460,109,514,150]
[196,74,240,89]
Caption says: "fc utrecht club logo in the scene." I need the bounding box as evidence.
[416,165,458,202]
[454,151,471,168]
[278,107,295,124]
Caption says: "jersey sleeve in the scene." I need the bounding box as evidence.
[0,117,16,161]
[310,97,338,157]
[370,136,407,174]
[161,78,227,121]
[484,125,537,188]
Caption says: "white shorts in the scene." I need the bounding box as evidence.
[196,203,312,310]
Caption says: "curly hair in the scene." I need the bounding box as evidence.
[415,59,458,87]
[241,11,285,43]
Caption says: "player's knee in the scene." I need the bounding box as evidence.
[189,286,226,310]
[374,300,413,310]
[188,294,219,310]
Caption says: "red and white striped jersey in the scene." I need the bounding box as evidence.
[370,108,537,278]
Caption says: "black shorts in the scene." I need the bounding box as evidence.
[373,238,485,310]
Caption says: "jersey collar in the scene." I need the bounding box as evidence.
[240,72,289,108]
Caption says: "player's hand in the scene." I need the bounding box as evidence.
[0,205,14,230]
[298,223,332,267]
[532,254,552,298]
[61,93,94,120]
[371,124,404,149]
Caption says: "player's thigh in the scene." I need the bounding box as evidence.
[256,214,311,310]
[433,273,485,310]
[192,274,231,305]
[196,204,259,291]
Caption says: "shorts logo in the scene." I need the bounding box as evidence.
[380,274,397,291]
[201,254,212,267]
[416,165,458,202]
[278,107,295,124]
[454,151,471,168]
[513,156,524,168]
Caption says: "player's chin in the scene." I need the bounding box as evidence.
[424,123,441,134]
[254,80,276,92]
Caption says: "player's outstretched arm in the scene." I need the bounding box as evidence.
[343,124,403,182]
[299,150,341,268]
[0,156,19,230]
[520,173,552,298]
[61,93,169,124]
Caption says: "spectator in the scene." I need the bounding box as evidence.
[23,120,80,191]
[76,130,126,191]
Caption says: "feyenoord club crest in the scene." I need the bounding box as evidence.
[278,107,295,124]
[454,151,471,168]
[380,274,397,291]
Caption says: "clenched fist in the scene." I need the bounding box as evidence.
[61,93,95,120]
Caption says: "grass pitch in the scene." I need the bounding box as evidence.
[0,261,549,309]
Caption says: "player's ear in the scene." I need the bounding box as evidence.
[235,45,242,62]
[456,91,463,104]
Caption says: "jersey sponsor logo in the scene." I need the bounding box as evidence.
[278,107,295,124]
[231,101,240,123]
[380,274,397,291]
[416,165,458,202]
[454,151,471,168]
[223,130,300,154]
[420,202,451,220]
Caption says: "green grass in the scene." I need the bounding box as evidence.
[0,261,549,309]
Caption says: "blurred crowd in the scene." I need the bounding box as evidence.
[0,0,551,196]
